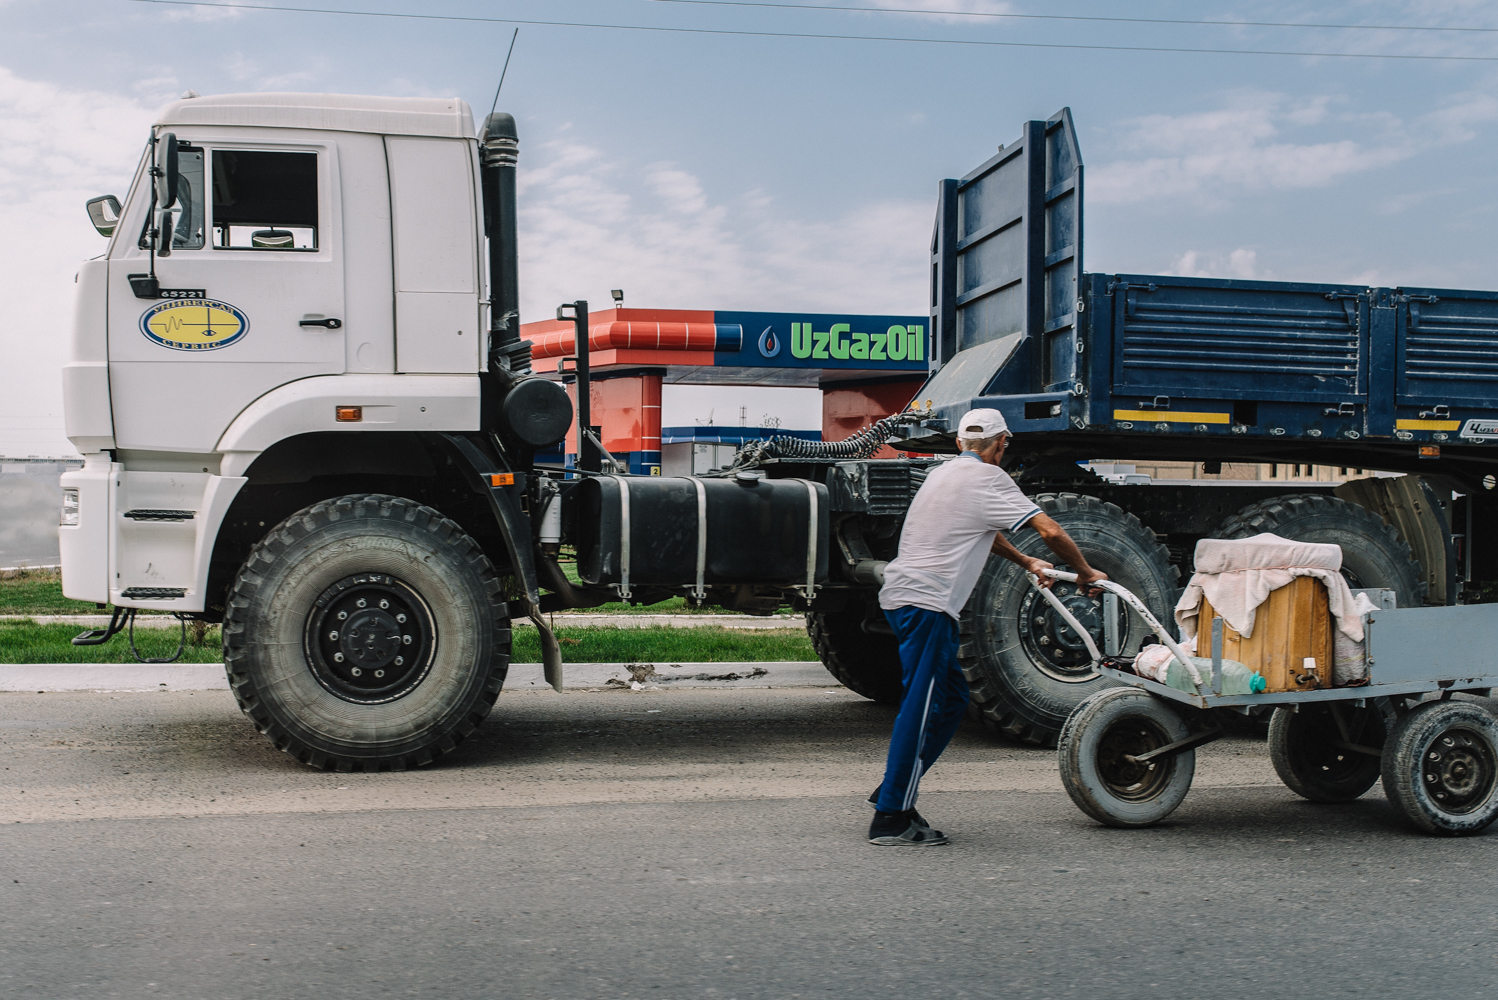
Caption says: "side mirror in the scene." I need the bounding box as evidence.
[154,132,178,210]
[84,195,121,237]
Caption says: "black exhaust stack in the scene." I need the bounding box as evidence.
[481,112,528,374]
[480,112,574,452]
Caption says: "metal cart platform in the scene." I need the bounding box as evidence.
[1036,570,1498,836]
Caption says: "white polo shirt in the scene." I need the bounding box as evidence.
[878,452,1041,620]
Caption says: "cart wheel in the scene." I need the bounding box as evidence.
[1381,700,1498,836]
[1268,704,1385,803]
[1058,687,1195,828]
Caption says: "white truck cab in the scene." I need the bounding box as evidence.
[62,93,493,612]
[58,91,864,774]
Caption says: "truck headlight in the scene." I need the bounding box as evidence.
[60,488,80,526]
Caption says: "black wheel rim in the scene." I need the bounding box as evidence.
[1096,715,1172,801]
[1422,726,1498,815]
[304,573,436,704]
[1293,706,1379,782]
[1017,576,1109,682]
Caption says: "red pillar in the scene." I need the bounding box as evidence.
[566,371,664,474]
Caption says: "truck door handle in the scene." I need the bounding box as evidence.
[299,316,343,329]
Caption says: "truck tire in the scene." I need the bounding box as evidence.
[807,604,904,704]
[223,494,510,771]
[1058,687,1196,827]
[1381,700,1498,836]
[960,493,1179,747]
[1268,703,1384,803]
[1215,494,1426,605]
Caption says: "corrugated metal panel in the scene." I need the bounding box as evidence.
[928,108,1083,396]
[1397,287,1498,404]
[1112,277,1364,402]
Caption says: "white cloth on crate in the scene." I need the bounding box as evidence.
[1175,535,1380,685]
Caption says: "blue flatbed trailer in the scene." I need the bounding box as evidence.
[916,108,1498,487]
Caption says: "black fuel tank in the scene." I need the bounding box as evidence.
[575,474,829,590]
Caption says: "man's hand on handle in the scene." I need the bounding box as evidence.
[992,513,1109,596]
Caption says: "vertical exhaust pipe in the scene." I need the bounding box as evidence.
[481,112,528,373]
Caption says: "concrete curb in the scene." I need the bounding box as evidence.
[0,661,838,693]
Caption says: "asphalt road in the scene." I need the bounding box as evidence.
[3,686,1496,999]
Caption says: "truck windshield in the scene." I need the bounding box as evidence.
[211,149,318,250]
[136,146,206,251]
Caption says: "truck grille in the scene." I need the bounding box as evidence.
[864,464,912,516]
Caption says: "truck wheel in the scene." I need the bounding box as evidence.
[223,494,510,771]
[807,603,903,703]
[1216,494,1426,605]
[1058,687,1195,827]
[960,493,1178,746]
[1381,700,1498,836]
[1268,703,1384,803]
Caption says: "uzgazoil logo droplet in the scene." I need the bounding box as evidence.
[757,325,780,358]
[139,298,249,351]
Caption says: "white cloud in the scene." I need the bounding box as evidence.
[1089,93,1412,209]
[0,67,158,457]
[1164,248,1261,280]
[516,138,928,319]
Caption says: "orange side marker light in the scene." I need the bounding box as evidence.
[335,406,362,422]
[489,473,515,487]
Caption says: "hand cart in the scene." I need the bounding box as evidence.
[1032,569,1498,836]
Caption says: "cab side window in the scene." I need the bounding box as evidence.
[211,150,318,250]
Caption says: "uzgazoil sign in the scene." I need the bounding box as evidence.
[789,322,923,362]
[713,311,927,372]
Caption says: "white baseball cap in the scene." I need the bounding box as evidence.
[956,408,1010,439]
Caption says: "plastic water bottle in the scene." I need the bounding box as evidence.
[1163,656,1267,695]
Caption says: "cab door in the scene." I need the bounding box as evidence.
[107,132,347,455]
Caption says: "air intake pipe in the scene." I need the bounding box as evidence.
[479,113,573,451]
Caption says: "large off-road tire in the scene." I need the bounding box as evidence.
[807,603,904,704]
[1268,703,1385,803]
[223,494,511,771]
[960,493,1179,747]
[1381,700,1498,836]
[1058,687,1196,828]
[1215,494,1426,606]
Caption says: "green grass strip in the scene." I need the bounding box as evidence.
[0,619,224,664]
[0,621,815,665]
[513,625,816,664]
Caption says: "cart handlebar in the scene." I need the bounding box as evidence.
[1027,569,1209,695]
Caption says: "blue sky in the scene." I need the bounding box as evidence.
[3,0,1498,453]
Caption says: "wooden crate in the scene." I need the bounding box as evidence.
[1198,576,1335,692]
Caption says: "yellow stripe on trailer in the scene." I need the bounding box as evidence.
[1395,419,1460,430]
[1113,410,1231,424]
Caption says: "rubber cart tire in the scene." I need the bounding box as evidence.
[1215,494,1426,605]
[1058,687,1196,827]
[807,603,904,704]
[961,493,1178,747]
[1268,703,1385,803]
[223,494,511,772]
[1381,700,1498,836]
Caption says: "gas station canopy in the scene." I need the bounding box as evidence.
[521,308,929,387]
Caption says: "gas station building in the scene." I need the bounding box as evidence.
[520,308,930,474]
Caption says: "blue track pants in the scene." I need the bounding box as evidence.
[875,605,970,814]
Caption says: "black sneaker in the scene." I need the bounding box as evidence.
[867,788,934,830]
[868,809,950,846]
